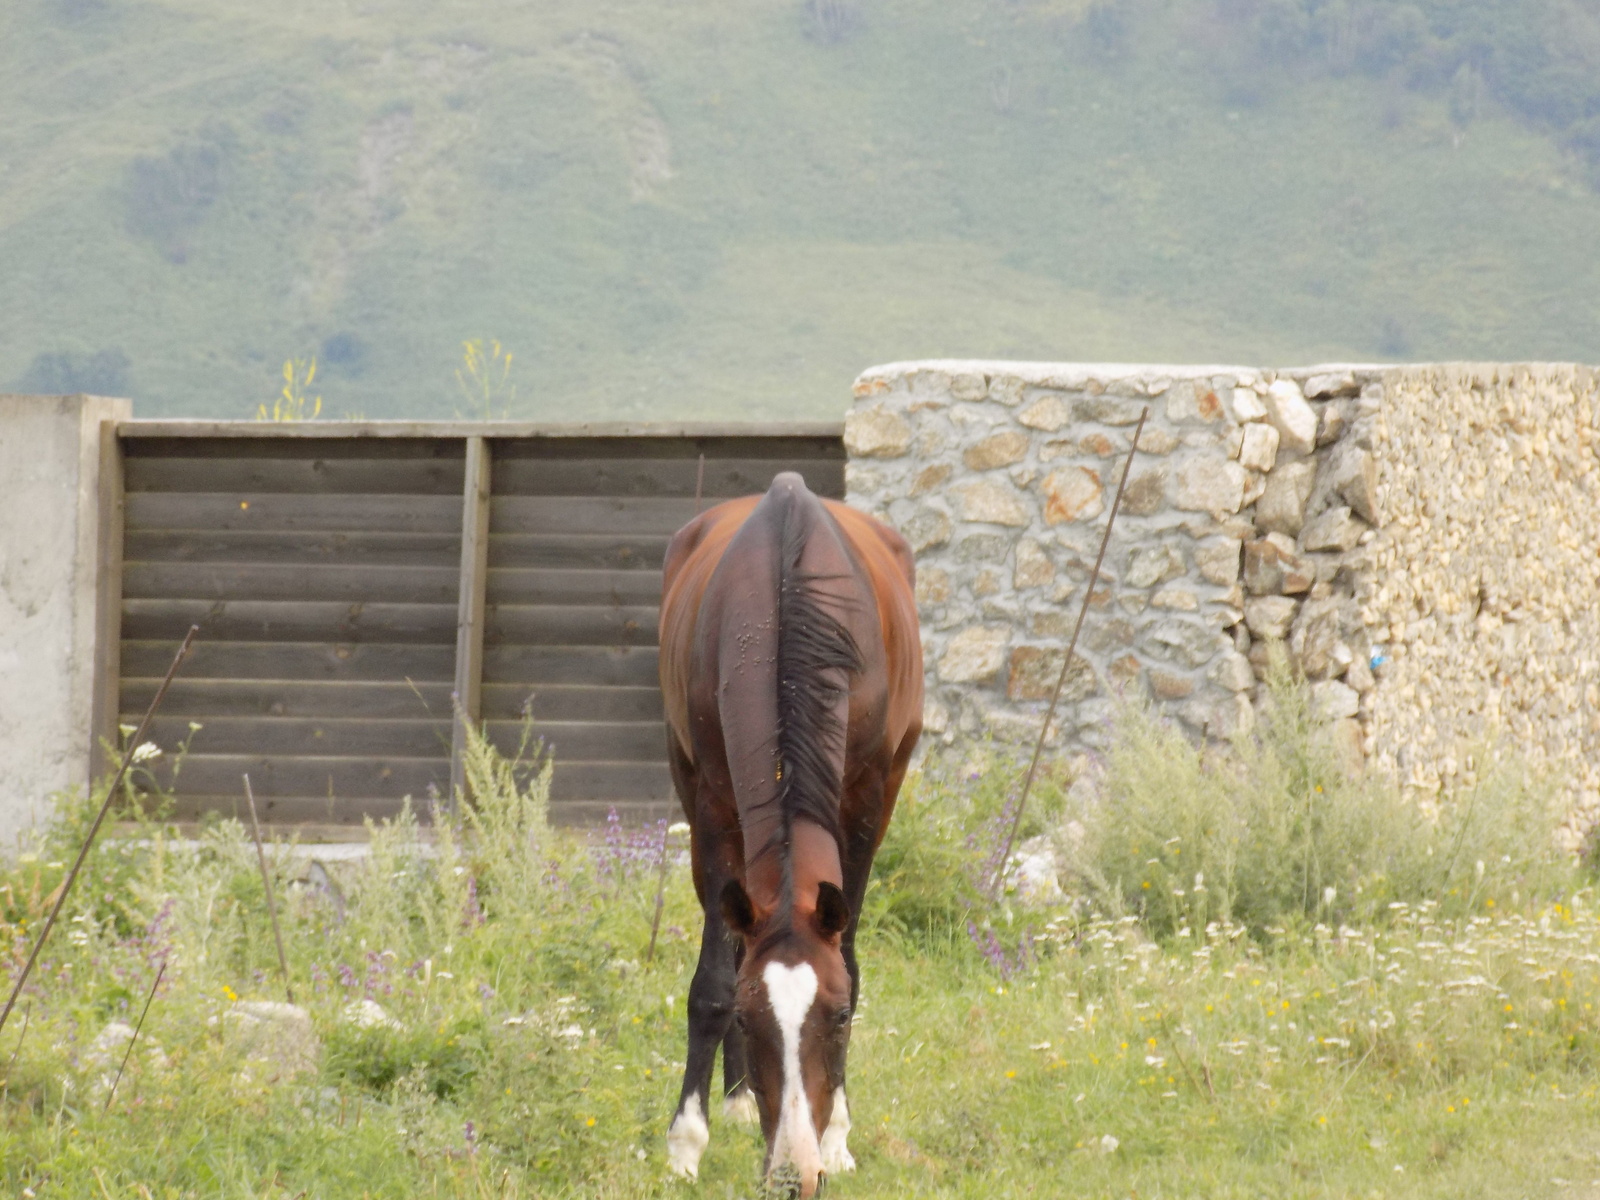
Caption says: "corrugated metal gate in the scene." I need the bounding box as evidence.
[104,422,844,834]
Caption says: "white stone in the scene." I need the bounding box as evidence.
[1300,505,1366,553]
[843,407,911,458]
[1151,587,1199,611]
[1172,455,1246,516]
[1310,680,1360,721]
[1230,388,1267,422]
[950,372,988,401]
[1017,395,1069,431]
[223,1001,320,1076]
[1125,543,1185,588]
[1244,596,1298,641]
[1255,460,1317,535]
[1013,538,1055,589]
[1237,422,1280,472]
[342,999,401,1030]
[1263,379,1317,457]
[1328,443,1380,524]
[952,479,1029,526]
[1303,371,1357,399]
[1194,537,1243,585]
[1041,467,1105,524]
[1209,651,1255,692]
[938,627,1009,683]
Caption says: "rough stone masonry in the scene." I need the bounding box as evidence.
[843,360,1600,838]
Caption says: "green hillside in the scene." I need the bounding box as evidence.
[3,0,1599,420]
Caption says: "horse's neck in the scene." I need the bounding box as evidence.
[743,818,843,917]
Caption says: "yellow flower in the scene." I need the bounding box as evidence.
[1005,1070,1016,1079]
[586,1117,596,1127]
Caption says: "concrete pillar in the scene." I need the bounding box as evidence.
[0,393,131,855]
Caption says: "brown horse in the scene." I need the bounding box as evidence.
[657,473,923,1196]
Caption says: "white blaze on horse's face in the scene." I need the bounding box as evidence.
[762,960,825,1188]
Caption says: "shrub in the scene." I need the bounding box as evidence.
[1061,668,1576,940]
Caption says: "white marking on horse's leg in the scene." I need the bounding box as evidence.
[819,1086,855,1173]
[762,962,823,1186]
[666,1092,710,1179]
[723,1089,760,1125]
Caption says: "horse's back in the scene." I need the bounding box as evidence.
[657,484,920,769]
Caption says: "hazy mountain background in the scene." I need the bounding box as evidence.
[3,0,1599,420]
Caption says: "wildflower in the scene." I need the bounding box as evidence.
[1099,1134,1119,1154]
[131,742,162,763]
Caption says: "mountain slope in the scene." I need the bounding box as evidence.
[2,0,1598,419]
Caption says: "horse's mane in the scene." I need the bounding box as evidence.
[759,489,862,872]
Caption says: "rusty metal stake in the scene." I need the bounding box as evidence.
[988,411,1148,900]
[0,625,199,1040]
[243,774,294,1004]
[105,958,166,1112]
[2,1002,30,1092]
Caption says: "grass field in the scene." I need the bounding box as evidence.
[4,0,1600,420]
[3,695,1599,1198]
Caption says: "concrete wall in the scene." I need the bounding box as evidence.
[0,394,130,854]
[844,360,1599,830]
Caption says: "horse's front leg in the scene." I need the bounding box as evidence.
[819,805,879,1177]
[720,937,759,1124]
[667,905,739,1179]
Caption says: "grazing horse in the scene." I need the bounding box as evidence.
[657,473,923,1197]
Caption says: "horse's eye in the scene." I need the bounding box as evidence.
[834,1008,852,1028]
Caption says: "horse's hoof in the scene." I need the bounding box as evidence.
[723,1090,760,1125]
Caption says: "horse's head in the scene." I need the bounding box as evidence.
[720,876,853,1198]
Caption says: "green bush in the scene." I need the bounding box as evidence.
[1063,667,1576,939]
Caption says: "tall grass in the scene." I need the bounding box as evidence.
[1062,669,1575,939]
[0,686,1592,1198]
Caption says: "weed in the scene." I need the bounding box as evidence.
[258,357,322,422]
[0,694,1593,1197]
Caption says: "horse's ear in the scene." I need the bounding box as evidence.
[814,882,850,938]
[721,878,756,937]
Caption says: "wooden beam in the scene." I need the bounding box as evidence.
[118,419,846,440]
[89,420,126,782]
[450,436,492,807]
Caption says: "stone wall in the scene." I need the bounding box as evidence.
[1358,364,1600,835]
[845,357,1600,827]
[844,360,1384,759]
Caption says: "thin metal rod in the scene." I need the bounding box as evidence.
[243,774,294,1003]
[104,958,165,1112]
[644,822,675,964]
[0,625,199,1040]
[988,410,1148,899]
[693,453,706,515]
[3,1002,30,1086]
